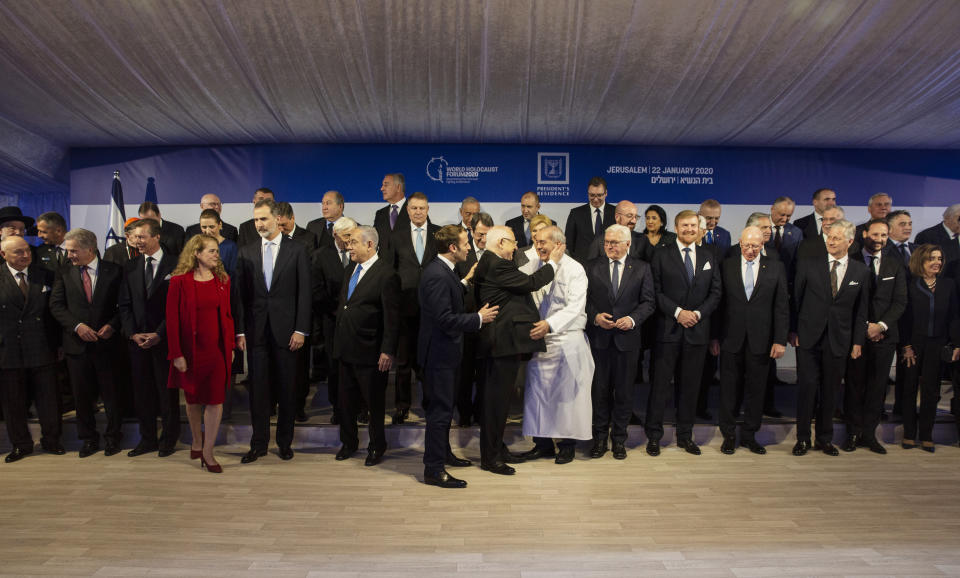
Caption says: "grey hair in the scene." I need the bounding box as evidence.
[64,228,98,250]
[823,205,845,218]
[332,216,358,235]
[470,212,494,229]
[538,225,565,244]
[355,225,379,247]
[605,224,631,242]
[944,203,960,219]
[745,212,771,228]
[485,226,514,247]
[868,192,892,206]
[772,196,795,207]
[460,196,479,208]
[830,219,856,241]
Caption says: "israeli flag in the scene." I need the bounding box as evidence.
[105,170,126,250]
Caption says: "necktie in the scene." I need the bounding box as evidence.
[347,263,362,300]
[774,226,783,250]
[898,243,909,267]
[327,221,333,234]
[144,256,155,292]
[683,247,694,283]
[467,228,473,246]
[611,259,620,299]
[415,227,424,262]
[744,260,754,300]
[390,205,398,229]
[81,266,93,303]
[263,242,274,291]
[56,247,64,265]
[830,259,840,298]
[706,230,714,245]
[16,271,28,299]
[867,255,876,278]
[594,209,603,236]
[341,249,349,268]
[524,221,531,245]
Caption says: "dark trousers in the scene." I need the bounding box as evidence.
[0,365,60,450]
[533,436,575,450]
[129,343,179,449]
[719,349,769,441]
[422,364,458,470]
[902,337,946,442]
[646,341,706,442]
[66,351,121,444]
[764,361,780,410]
[247,329,297,451]
[591,347,640,443]
[394,315,420,411]
[338,361,388,451]
[893,349,908,416]
[796,338,845,444]
[844,340,896,440]
[697,351,718,414]
[480,355,521,465]
[456,334,482,422]
[322,317,339,417]
[294,345,310,411]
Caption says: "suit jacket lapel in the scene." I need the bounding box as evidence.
[271,237,293,289]
[1,267,25,309]
[616,259,635,301]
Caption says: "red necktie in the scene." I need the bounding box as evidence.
[81,266,93,303]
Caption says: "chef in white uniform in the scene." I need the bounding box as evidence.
[518,225,594,464]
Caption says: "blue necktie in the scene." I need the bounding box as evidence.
[683,247,694,283]
[744,260,754,300]
[610,259,620,300]
[347,263,363,300]
[415,227,424,262]
[706,230,714,244]
[594,209,603,235]
[263,241,274,291]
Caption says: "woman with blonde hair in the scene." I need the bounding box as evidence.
[166,234,235,472]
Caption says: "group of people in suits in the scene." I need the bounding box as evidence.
[1,180,959,483]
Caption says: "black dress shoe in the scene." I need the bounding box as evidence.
[763,407,784,418]
[863,439,887,454]
[629,413,643,425]
[696,410,713,421]
[104,442,121,457]
[127,443,158,457]
[41,441,66,455]
[335,446,357,460]
[357,411,369,424]
[677,439,701,455]
[814,441,839,456]
[921,443,935,453]
[158,447,176,458]
[792,440,811,456]
[364,447,385,466]
[612,441,627,460]
[79,441,100,458]
[391,408,409,425]
[5,447,32,463]
[481,462,515,475]
[841,435,858,452]
[458,415,473,428]
[295,409,308,423]
[241,448,268,464]
[555,446,575,464]
[444,452,472,467]
[645,440,660,457]
[424,468,467,488]
[519,446,556,461]
[279,446,294,461]
[720,438,736,455]
[502,450,526,464]
[740,439,767,455]
[329,412,340,425]
[589,439,608,458]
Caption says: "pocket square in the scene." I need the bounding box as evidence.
[702,262,712,271]
[848,281,859,286]
[882,276,894,281]
[41,285,51,293]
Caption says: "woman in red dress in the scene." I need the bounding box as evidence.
[166,234,235,472]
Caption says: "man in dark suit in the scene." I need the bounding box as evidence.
[584,201,650,262]
[769,196,804,277]
[233,200,312,463]
[474,226,564,475]
[844,219,906,454]
[793,188,838,240]
[886,209,915,417]
[419,225,498,488]
[850,193,893,253]
[138,202,185,258]
[564,176,616,263]
[505,192,555,249]
[0,236,63,462]
[184,194,239,242]
[454,212,494,426]
[118,218,180,457]
[711,227,789,455]
[373,173,410,246]
[49,228,124,457]
[796,206,845,260]
[585,224,655,460]
[698,199,731,255]
[790,219,869,456]
[311,217,357,425]
[35,212,68,273]
[382,192,439,424]
[306,190,345,250]
[915,203,960,265]
[646,210,722,456]
[237,188,275,247]
[103,220,141,266]
[456,197,480,246]
[332,226,400,466]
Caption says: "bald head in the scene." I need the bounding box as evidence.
[740,226,764,261]
[614,200,639,230]
[1,236,32,270]
[486,225,518,259]
[200,194,222,213]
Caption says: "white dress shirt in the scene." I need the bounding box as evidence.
[606,255,634,329]
[674,239,701,320]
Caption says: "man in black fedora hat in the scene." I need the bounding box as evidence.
[0,207,35,241]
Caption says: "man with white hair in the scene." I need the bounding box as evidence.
[915,203,960,265]
[790,219,869,456]
[516,226,594,464]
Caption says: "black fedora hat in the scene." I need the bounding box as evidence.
[0,206,35,229]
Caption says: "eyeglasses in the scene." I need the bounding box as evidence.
[603,240,626,246]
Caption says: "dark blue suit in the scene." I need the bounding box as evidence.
[767,222,803,279]
[702,226,731,256]
[418,257,482,471]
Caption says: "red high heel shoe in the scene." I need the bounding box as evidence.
[190,432,204,460]
[200,455,222,473]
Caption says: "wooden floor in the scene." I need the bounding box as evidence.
[3,437,960,577]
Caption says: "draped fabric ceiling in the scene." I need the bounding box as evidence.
[1,0,959,195]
